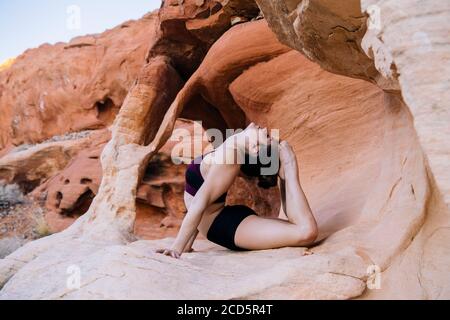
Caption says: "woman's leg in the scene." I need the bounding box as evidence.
[234,141,318,250]
[279,141,317,235]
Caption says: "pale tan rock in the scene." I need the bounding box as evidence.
[1,0,449,301]
[361,0,450,208]
[0,239,368,300]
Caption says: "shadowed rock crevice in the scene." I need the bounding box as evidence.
[59,189,95,218]
[95,97,120,126]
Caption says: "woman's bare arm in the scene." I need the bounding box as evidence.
[183,229,199,252]
[167,162,241,255]
[169,186,210,254]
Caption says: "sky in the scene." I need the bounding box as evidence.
[0,0,161,63]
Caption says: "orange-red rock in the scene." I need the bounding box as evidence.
[0,0,448,301]
[0,15,156,151]
[0,0,260,151]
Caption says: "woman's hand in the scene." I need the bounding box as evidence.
[155,248,181,259]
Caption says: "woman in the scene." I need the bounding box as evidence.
[156,122,318,259]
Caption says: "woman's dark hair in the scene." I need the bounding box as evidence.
[240,143,280,189]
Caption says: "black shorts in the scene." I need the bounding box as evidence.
[206,205,257,251]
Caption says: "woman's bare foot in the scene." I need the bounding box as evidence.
[279,141,299,178]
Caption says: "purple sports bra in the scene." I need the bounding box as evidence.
[184,151,227,204]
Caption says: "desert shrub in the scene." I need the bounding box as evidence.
[33,210,52,238]
[0,183,26,209]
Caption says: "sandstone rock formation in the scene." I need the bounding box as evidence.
[0,0,267,239]
[0,15,156,151]
[0,0,449,300]
[360,0,450,209]
[0,59,15,72]
[256,0,450,208]
[0,130,109,192]
[11,117,275,238]
[0,240,369,300]
[253,1,450,299]
[255,0,382,84]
